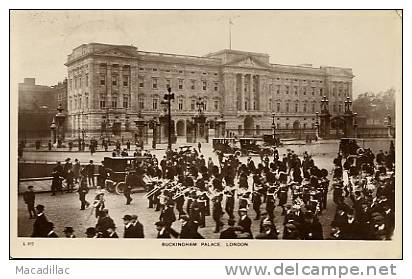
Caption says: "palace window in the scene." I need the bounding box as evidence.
[112,98,117,108]
[295,103,299,113]
[286,86,289,94]
[244,101,248,111]
[139,76,144,88]
[79,77,82,88]
[294,86,298,95]
[277,86,280,94]
[277,103,281,112]
[85,96,88,109]
[319,88,323,96]
[303,87,306,95]
[166,79,171,89]
[312,103,315,112]
[178,99,183,111]
[191,99,196,110]
[123,99,129,109]
[286,103,289,112]
[153,98,158,110]
[112,75,118,86]
[253,101,256,110]
[303,103,307,113]
[85,74,89,87]
[123,75,129,87]
[139,98,144,109]
[100,99,105,109]
[191,80,196,90]
[214,100,219,110]
[152,78,158,89]
[178,79,183,90]
[214,82,219,91]
[202,81,207,90]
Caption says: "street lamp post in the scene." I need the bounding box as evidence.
[315,111,320,139]
[353,112,358,138]
[161,87,175,151]
[50,118,57,145]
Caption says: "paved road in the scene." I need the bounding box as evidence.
[17,142,338,239]
[18,186,337,239]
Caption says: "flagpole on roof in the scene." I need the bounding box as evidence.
[229,19,233,50]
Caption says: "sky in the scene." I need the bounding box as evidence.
[10,10,402,96]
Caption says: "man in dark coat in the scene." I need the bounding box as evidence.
[212,194,224,233]
[23,186,36,218]
[131,214,145,238]
[238,208,253,239]
[155,221,171,238]
[78,181,90,210]
[219,219,238,239]
[300,211,324,240]
[95,209,115,238]
[86,160,95,188]
[31,204,48,237]
[123,215,135,238]
[255,219,278,239]
[124,169,135,205]
[45,222,58,238]
[179,216,198,239]
[160,201,177,228]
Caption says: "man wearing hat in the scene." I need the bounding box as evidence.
[238,208,253,239]
[283,222,301,239]
[23,185,36,219]
[300,211,323,240]
[155,221,171,238]
[85,227,97,238]
[106,225,119,238]
[86,160,95,188]
[95,209,115,238]
[131,214,145,238]
[123,215,135,238]
[219,219,238,239]
[63,227,76,238]
[31,204,49,237]
[179,215,198,239]
[255,219,278,239]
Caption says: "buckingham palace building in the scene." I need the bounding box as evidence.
[65,43,354,141]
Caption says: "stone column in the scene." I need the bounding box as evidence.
[249,74,253,111]
[240,74,245,111]
[130,64,139,112]
[223,72,236,113]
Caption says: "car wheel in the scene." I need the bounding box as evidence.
[115,182,125,195]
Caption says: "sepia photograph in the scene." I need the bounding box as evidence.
[10,10,402,259]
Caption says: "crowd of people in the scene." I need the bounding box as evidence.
[24,141,396,240]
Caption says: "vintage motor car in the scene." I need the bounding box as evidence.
[239,138,273,156]
[339,138,365,157]
[102,156,151,194]
[212,138,240,154]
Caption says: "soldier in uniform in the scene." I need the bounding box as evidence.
[251,190,262,220]
[224,187,236,220]
[212,194,224,233]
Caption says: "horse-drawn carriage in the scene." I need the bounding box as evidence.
[102,156,151,194]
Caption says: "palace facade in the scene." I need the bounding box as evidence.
[65,43,354,139]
